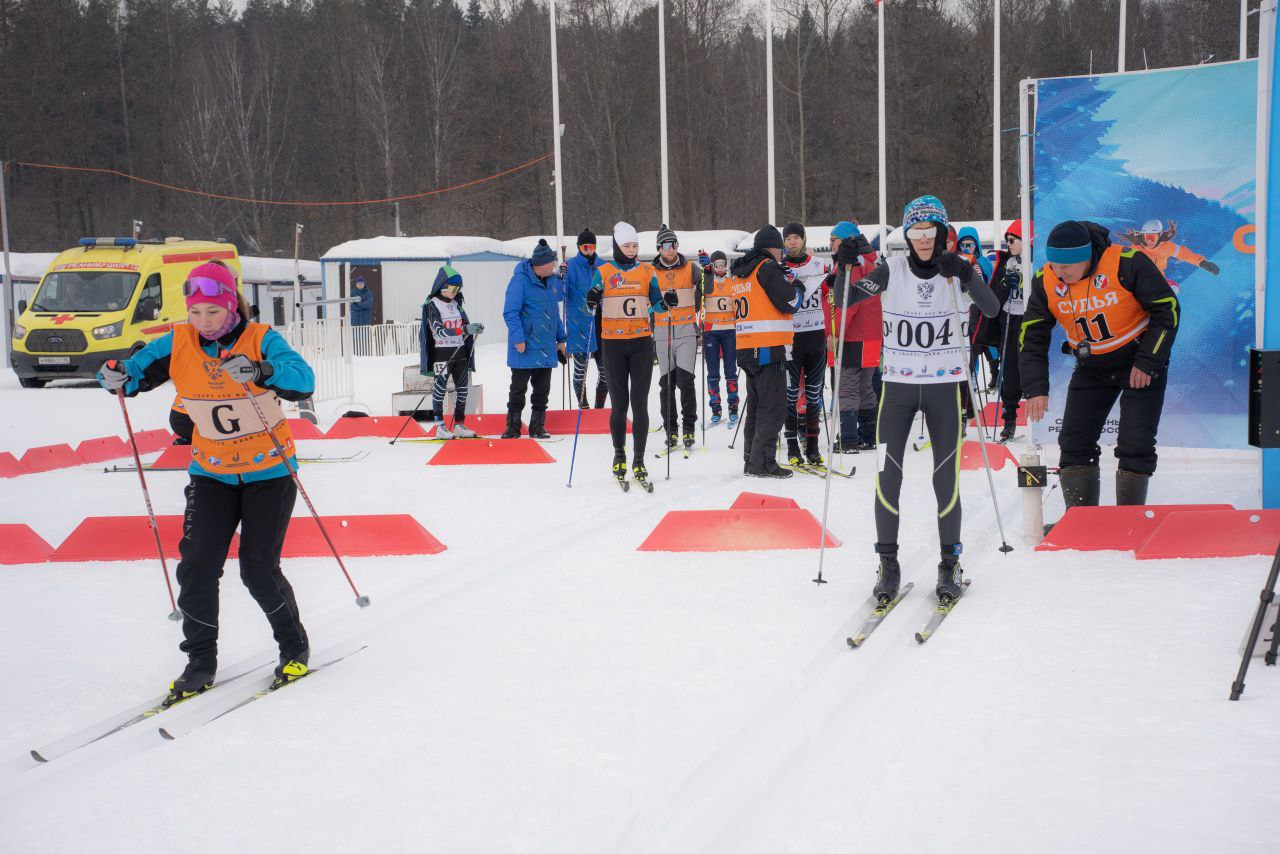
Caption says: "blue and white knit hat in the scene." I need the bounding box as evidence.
[902,195,948,231]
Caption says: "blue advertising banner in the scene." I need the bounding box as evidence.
[1032,61,1257,451]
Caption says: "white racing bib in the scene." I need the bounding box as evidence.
[787,255,829,333]
[1005,256,1027,316]
[879,256,971,385]
[431,297,465,348]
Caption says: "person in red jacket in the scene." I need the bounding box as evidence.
[823,221,880,452]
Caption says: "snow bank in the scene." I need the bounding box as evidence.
[322,235,514,261]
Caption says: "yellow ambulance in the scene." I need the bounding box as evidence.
[10,237,242,387]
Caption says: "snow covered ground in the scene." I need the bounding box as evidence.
[1,342,1277,853]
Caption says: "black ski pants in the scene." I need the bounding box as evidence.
[431,347,471,423]
[742,359,787,472]
[786,331,827,443]
[873,381,964,551]
[1058,362,1168,476]
[602,336,655,459]
[507,367,553,420]
[176,473,308,664]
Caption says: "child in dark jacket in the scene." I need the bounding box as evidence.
[420,265,484,438]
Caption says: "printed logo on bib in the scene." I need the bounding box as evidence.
[1054,281,1069,298]
[916,280,936,303]
[1093,274,1108,289]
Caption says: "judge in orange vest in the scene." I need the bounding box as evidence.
[733,224,805,478]
[1021,220,1180,510]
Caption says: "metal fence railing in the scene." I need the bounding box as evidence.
[281,317,354,404]
[351,321,421,357]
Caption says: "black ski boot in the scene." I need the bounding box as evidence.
[872,549,901,606]
[612,449,629,489]
[632,461,654,492]
[500,411,522,439]
[272,645,310,689]
[762,460,794,479]
[998,417,1017,443]
[936,547,965,603]
[528,409,551,440]
[1116,469,1151,505]
[805,435,824,468]
[665,433,679,451]
[786,437,803,466]
[167,657,216,705]
[682,431,695,449]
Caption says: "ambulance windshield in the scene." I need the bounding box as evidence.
[31,270,141,313]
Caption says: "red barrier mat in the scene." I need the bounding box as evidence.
[281,515,446,558]
[75,436,132,464]
[1135,509,1280,560]
[0,452,28,478]
[1037,504,1234,553]
[729,492,800,510]
[959,440,1018,471]
[288,418,325,440]
[0,525,55,564]
[969,401,1026,428]
[326,416,426,439]
[151,444,196,470]
[426,413,518,438]
[638,509,840,552]
[19,443,80,474]
[134,429,175,454]
[541,409,627,435]
[428,438,555,465]
[51,516,226,562]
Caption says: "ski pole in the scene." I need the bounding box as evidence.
[220,352,373,606]
[107,361,180,622]
[566,402,584,487]
[389,343,465,445]
[815,262,854,586]
[946,284,1013,554]
[699,321,707,446]
[728,375,746,450]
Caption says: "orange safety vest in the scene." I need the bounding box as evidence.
[653,262,697,329]
[171,322,296,475]
[734,258,794,350]
[597,261,655,340]
[1042,245,1150,355]
[703,275,736,331]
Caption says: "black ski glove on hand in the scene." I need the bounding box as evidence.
[464,322,485,335]
[663,290,680,308]
[221,353,272,385]
[557,349,568,365]
[937,252,974,281]
[1199,259,1220,275]
[585,287,603,311]
[99,360,129,392]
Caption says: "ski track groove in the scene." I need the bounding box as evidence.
[0,457,742,799]
[610,486,1012,854]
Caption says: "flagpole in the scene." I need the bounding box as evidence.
[766,0,776,224]
[658,0,671,225]
[992,0,1001,253]
[877,0,887,240]
[1118,0,1127,72]
[550,0,565,259]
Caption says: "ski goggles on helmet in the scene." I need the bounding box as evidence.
[906,224,937,240]
[183,277,236,299]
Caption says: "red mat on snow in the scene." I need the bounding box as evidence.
[0,525,56,564]
[0,452,28,478]
[425,413,520,438]
[74,436,132,464]
[1037,504,1235,553]
[150,444,196,470]
[19,443,81,474]
[287,418,326,439]
[134,429,175,454]
[959,440,1018,471]
[49,514,445,561]
[969,401,1026,428]
[280,514,446,557]
[541,408,628,435]
[51,516,215,562]
[325,416,426,439]
[638,509,840,552]
[428,438,555,465]
[1135,509,1280,560]
[730,491,800,511]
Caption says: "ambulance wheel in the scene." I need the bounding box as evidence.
[18,377,47,389]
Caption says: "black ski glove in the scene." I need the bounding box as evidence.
[663,290,680,308]
[585,286,603,311]
[937,252,975,281]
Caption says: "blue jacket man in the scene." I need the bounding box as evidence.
[351,276,373,326]
[564,228,608,407]
[502,239,567,438]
